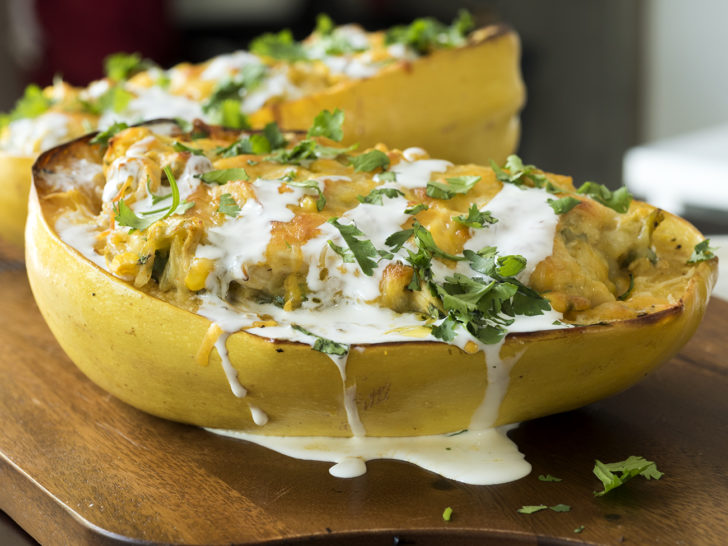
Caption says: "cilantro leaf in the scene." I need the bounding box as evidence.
[90,121,129,147]
[405,203,428,215]
[328,218,379,276]
[315,13,335,36]
[490,155,552,190]
[357,187,404,205]
[384,10,474,54]
[550,504,571,512]
[574,525,585,534]
[538,474,562,482]
[349,150,390,172]
[327,240,355,263]
[96,84,134,114]
[593,456,663,496]
[218,193,241,217]
[617,273,634,301]
[292,325,348,355]
[431,315,458,342]
[577,181,632,213]
[6,84,52,121]
[263,121,287,150]
[197,168,249,185]
[378,171,397,182]
[173,141,205,156]
[250,29,308,61]
[426,176,480,199]
[114,166,190,231]
[104,52,154,81]
[307,108,344,142]
[285,179,326,211]
[384,228,413,252]
[687,239,717,264]
[453,204,497,228]
[548,196,580,214]
[497,254,527,277]
[517,505,548,514]
[218,133,272,157]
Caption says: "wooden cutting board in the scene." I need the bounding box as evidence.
[1,240,726,545]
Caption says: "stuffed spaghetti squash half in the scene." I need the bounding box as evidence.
[2,12,524,247]
[26,116,717,443]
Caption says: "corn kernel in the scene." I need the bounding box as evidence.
[185,258,214,291]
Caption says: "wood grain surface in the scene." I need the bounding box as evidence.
[1,239,726,546]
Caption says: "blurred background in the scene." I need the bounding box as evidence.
[1,0,726,232]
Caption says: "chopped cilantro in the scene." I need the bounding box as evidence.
[285,179,326,211]
[593,456,663,496]
[221,99,250,129]
[202,64,265,128]
[173,141,205,156]
[357,187,404,205]
[114,166,191,231]
[307,108,344,142]
[687,239,717,264]
[538,474,562,482]
[576,181,632,213]
[550,504,571,512]
[442,507,453,522]
[431,315,457,342]
[5,84,52,121]
[405,203,428,215]
[617,273,634,301]
[517,505,548,514]
[548,196,580,214]
[349,150,390,172]
[574,525,585,534]
[315,13,335,36]
[385,10,474,54]
[218,133,272,157]
[263,121,287,150]
[327,240,355,263]
[453,204,497,228]
[90,121,129,146]
[197,168,249,184]
[292,325,348,355]
[490,155,553,190]
[96,84,134,114]
[218,193,241,217]
[426,176,480,199]
[328,218,380,275]
[378,171,397,182]
[250,29,308,61]
[104,52,154,81]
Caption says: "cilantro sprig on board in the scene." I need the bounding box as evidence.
[593,456,663,496]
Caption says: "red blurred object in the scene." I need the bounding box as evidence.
[28,0,175,87]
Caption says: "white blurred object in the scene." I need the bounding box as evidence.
[623,124,728,215]
[708,235,728,301]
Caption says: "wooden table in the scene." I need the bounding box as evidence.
[1,239,726,545]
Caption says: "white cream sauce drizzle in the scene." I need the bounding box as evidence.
[207,426,530,485]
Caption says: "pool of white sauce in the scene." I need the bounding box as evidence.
[54,147,568,486]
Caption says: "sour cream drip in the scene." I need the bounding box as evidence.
[207,426,530,485]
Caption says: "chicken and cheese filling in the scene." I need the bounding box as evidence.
[42,114,707,355]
